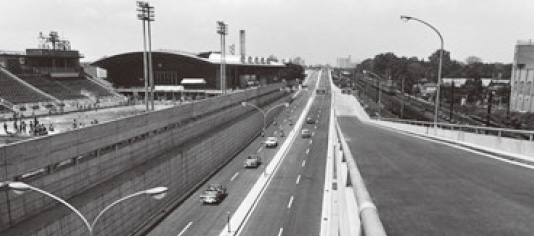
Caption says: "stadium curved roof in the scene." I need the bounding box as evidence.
[91,50,210,68]
[92,50,285,68]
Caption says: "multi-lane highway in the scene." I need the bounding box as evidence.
[145,70,325,236]
[237,70,331,236]
[335,85,534,235]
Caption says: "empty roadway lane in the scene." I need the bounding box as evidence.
[338,116,534,236]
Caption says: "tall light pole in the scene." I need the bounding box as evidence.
[217,21,228,95]
[400,15,444,129]
[3,182,167,236]
[137,1,155,111]
[363,70,383,120]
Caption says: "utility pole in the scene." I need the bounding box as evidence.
[401,76,405,119]
[449,81,454,121]
[486,90,494,128]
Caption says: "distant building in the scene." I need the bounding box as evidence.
[442,78,509,87]
[510,40,534,112]
[336,55,356,69]
[81,62,107,79]
[292,57,305,66]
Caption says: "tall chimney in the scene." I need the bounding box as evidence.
[240,30,246,56]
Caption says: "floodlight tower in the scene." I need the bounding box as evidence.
[137,1,155,111]
[217,21,228,94]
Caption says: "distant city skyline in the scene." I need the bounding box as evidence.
[1,0,533,65]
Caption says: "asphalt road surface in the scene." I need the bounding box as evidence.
[337,116,534,236]
[237,70,331,236]
[145,70,321,236]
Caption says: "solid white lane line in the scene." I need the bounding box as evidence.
[287,196,294,209]
[296,175,301,184]
[231,172,239,181]
[306,149,310,154]
[302,160,306,167]
[176,222,193,236]
[278,228,284,236]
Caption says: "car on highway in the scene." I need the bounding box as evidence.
[301,129,311,138]
[200,184,227,204]
[306,117,316,124]
[264,137,278,148]
[244,155,262,168]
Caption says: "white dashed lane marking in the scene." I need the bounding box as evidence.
[230,172,239,181]
[176,222,193,236]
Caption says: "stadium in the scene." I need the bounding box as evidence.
[0,32,303,235]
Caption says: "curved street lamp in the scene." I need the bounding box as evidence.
[241,101,289,137]
[242,101,289,175]
[4,181,168,236]
[400,15,444,129]
[363,70,383,120]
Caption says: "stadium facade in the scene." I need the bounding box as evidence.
[92,50,287,99]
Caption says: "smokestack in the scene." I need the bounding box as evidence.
[240,30,246,56]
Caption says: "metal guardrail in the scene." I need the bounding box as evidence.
[378,117,534,141]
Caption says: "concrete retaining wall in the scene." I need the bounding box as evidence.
[373,121,534,162]
[0,84,286,235]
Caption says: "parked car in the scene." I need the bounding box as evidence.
[264,137,278,148]
[200,184,227,204]
[244,155,262,168]
[301,129,311,138]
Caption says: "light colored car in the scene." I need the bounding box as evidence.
[306,117,316,124]
[244,155,262,168]
[264,137,278,148]
[200,184,227,204]
[301,129,311,138]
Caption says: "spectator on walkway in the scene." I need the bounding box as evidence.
[3,122,8,134]
[49,123,54,132]
[29,121,34,134]
[73,119,77,129]
[21,120,26,134]
[13,121,18,133]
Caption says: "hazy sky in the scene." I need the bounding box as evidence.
[1,0,533,65]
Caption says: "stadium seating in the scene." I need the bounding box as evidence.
[19,75,85,100]
[0,70,52,104]
[59,77,114,97]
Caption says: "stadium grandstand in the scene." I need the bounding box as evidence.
[0,32,125,116]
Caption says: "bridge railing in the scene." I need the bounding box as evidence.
[372,117,534,161]
[378,117,534,141]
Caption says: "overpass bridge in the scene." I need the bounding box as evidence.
[1,68,534,236]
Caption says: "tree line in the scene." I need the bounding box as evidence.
[355,50,512,98]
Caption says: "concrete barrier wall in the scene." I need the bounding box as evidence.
[375,121,534,162]
[0,84,285,233]
[24,95,286,236]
